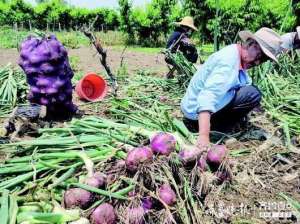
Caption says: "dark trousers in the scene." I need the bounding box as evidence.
[183,85,262,133]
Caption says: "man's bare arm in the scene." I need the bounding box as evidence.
[197,111,211,147]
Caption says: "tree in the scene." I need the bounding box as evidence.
[118,0,134,42]
[153,0,177,38]
[182,0,214,43]
[8,0,34,27]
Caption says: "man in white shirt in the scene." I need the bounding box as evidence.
[181,28,282,148]
[281,26,300,51]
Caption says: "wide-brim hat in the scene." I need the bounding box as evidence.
[175,16,198,31]
[239,27,282,63]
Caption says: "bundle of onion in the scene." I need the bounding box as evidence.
[18,34,77,119]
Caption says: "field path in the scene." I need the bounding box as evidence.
[0,47,168,75]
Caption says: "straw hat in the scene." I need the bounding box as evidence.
[175,16,198,31]
[239,27,282,62]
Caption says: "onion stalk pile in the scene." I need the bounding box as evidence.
[0,64,27,116]
[163,49,197,88]
[252,53,300,137]
[1,110,232,223]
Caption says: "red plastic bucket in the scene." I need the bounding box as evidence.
[75,73,108,102]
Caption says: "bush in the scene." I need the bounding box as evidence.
[0,0,120,31]
[56,32,84,49]
[0,26,29,48]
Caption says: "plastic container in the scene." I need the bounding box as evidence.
[75,73,108,102]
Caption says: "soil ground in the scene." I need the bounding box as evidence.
[0,47,168,75]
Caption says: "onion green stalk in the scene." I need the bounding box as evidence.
[71,183,128,200]
[0,190,9,224]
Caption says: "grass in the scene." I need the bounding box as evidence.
[0,27,125,49]
[0,27,30,49]
[0,26,214,60]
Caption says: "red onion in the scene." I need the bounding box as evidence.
[30,86,40,94]
[141,197,153,210]
[197,155,208,171]
[115,160,126,169]
[90,203,117,224]
[45,87,58,94]
[36,76,52,87]
[64,188,93,209]
[125,147,153,172]
[178,146,202,165]
[53,78,66,88]
[40,62,55,74]
[150,132,176,155]
[29,54,47,64]
[207,145,228,169]
[84,172,106,188]
[40,97,49,105]
[158,184,176,205]
[24,66,39,74]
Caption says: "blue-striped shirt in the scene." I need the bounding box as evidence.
[181,44,252,120]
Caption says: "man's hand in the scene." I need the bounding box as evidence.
[197,111,211,150]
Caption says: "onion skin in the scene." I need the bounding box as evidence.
[150,132,176,155]
[69,218,90,224]
[90,203,117,224]
[207,145,228,169]
[125,147,153,172]
[215,170,232,185]
[64,188,94,209]
[158,184,176,206]
[128,191,137,197]
[126,207,145,224]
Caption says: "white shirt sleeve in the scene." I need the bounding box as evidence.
[196,63,235,113]
[281,33,296,50]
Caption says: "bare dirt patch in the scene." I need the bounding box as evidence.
[0,47,168,75]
